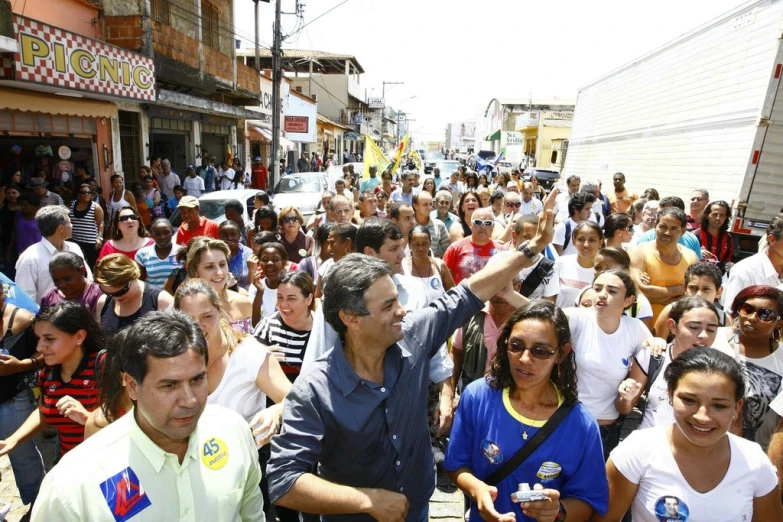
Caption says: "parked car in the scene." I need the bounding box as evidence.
[169,189,262,230]
[270,172,329,222]
[522,168,560,192]
[496,161,515,175]
[430,160,461,176]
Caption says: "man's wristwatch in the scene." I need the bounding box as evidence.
[555,500,567,521]
[517,240,537,262]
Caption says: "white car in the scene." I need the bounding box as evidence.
[270,172,330,222]
[169,189,263,230]
[496,161,515,175]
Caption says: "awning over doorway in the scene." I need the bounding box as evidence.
[0,87,118,119]
[249,125,272,141]
[484,129,501,141]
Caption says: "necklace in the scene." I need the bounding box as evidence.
[411,258,432,279]
[519,384,556,440]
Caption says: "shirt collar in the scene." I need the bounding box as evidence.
[128,407,199,473]
[40,237,58,255]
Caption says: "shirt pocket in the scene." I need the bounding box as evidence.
[215,486,244,521]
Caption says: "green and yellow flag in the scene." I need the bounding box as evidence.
[362,136,390,180]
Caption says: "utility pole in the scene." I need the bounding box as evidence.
[271,0,282,189]
[254,1,261,73]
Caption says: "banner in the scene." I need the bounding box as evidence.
[389,134,409,176]
[362,136,389,180]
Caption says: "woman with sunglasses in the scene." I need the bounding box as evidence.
[95,253,173,335]
[713,285,783,449]
[0,301,104,461]
[443,207,502,285]
[552,222,604,309]
[603,213,634,249]
[600,349,783,522]
[446,300,608,522]
[563,269,652,457]
[107,174,137,222]
[277,206,312,264]
[694,200,733,272]
[449,191,481,243]
[68,183,104,270]
[186,237,253,334]
[97,207,153,262]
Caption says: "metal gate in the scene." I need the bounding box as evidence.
[119,111,141,183]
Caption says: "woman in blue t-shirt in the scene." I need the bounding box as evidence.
[445,300,608,522]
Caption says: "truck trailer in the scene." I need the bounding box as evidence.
[564,0,783,257]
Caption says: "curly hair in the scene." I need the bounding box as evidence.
[488,300,578,405]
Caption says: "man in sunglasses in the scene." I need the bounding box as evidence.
[443,207,502,285]
[723,215,783,316]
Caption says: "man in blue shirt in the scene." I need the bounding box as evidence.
[268,212,555,522]
[196,157,216,193]
[360,166,381,193]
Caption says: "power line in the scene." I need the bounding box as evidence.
[160,1,273,50]
[297,0,352,32]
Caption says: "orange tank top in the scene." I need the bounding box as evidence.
[643,243,695,322]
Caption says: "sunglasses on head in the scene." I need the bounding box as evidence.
[507,341,557,360]
[282,216,300,224]
[103,281,132,298]
[118,214,139,223]
[472,219,494,228]
[737,302,780,322]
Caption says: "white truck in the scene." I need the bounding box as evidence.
[564,0,783,257]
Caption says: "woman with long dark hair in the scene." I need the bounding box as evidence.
[0,302,104,459]
[603,213,634,249]
[446,300,608,522]
[449,191,480,243]
[98,207,153,262]
[695,200,733,272]
[69,182,104,270]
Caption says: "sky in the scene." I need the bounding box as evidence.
[235,0,747,142]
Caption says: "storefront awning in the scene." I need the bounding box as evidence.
[249,125,272,141]
[484,129,501,141]
[0,87,118,119]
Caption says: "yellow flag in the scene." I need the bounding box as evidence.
[409,150,423,171]
[362,136,390,180]
[389,134,408,176]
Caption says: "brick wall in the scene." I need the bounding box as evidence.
[103,15,142,52]
[152,21,199,70]
[203,44,231,85]
[236,61,258,94]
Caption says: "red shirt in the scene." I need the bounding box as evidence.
[442,237,501,285]
[252,164,268,191]
[38,353,99,456]
[176,216,220,246]
[98,238,155,262]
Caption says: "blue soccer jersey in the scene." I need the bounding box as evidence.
[445,380,608,520]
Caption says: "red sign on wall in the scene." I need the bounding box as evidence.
[285,116,309,133]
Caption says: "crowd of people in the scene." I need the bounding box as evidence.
[2,155,783,522]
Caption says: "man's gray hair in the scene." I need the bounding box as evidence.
[580,181,599,194]
[329,194,352,211]
[35,205,69,237]
[435,190,453,202]
[161,159,171,166]
[768,215,783,240]
[322,254,393,338]
[522,182,534,190]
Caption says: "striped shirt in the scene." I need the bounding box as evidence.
[254,311,311,380]
[69,200,99,243]
[134,244,181,289]
[519,198,543,215]
[37,353,99,456]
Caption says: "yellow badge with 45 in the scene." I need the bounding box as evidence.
[201,437,229,470]
[536,461,561,482]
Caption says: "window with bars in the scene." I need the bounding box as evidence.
[201,1,220,51]
[151,0,171,25]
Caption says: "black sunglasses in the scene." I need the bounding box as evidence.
[737,303,780,322]
[102,281,132,298]
[282,216,300,224]
[507,341,557,360]
[505,201,522,208]
[118,214,139,222]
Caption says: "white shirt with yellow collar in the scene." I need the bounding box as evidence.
[32,405,264,522]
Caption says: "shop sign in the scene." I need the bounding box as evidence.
[344,132,359,141]
[502,131,524,147]
[367,97,384,109]
[515,111,540,129]
[1,16,155,101]
[285,116,309,133]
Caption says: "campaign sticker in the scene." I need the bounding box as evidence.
[654,495,690,521]
[298,248,308,258]
[480,439,503,465]
[201,437,229,470]
[99,466,152,522]
[430,278,442,290]
[536,461,562,482]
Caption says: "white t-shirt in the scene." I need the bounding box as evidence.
[490,251,558,300]
[219,167,237,190]
[183,175,205,197]
[554,255,594,310]
[611,425,777,522]
[207,336,269,423]
[552,217,580,256]
[567,307,651,420]
[713,328,783,450]
[625,291,654,321]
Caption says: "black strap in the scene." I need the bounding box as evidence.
[484,402,576,487]
[7,306,19,331]
[563,221,571,250]
[520,258,554,298]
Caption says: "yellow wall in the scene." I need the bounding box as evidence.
[535,126,571,169]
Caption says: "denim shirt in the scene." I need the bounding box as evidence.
[267,282,483,522]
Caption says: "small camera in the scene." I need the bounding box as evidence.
[510,483,548,503]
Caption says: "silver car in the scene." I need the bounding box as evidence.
[270,172,329,222]
[168,189,263,230]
